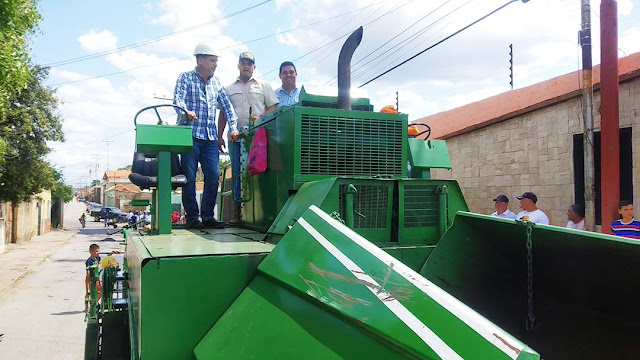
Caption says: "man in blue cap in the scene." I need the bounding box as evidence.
[218,51,279,224]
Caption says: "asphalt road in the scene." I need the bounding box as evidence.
[0,200,125,359]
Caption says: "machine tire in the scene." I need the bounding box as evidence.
[94,217,100,222]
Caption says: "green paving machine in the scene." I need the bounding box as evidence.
[85,28,640,359]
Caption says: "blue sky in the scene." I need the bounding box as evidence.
[30,0,640,187]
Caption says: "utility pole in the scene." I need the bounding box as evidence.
[395,91,399,111]
[509,44,514,89]
[103,140,113,172]
[580,0,596,231]
[600,0,620,234]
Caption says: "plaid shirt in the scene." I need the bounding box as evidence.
[173,69,238,140]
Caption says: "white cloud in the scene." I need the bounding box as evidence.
[77,29,118,53]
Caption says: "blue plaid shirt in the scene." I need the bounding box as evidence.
[173,69,238,140]
[275,86,300,107]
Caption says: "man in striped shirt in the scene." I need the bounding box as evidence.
[275,61,299,107]
[610,200,640,239]
[174,41,240,229]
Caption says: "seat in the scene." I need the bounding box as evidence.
[128,152,187,190]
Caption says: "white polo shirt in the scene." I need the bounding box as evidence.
[517,209,550,225]
[491,209,518,219]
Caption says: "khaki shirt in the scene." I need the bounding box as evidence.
[223,77,279,130]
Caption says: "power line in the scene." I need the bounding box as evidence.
[328,0,470,86]
[263,0,418,81]
[359,0,528,88]
[43,0,272,67]
[47,2,384,87]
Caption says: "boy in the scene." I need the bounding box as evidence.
[85,244,102,312]
[610,200,640,239]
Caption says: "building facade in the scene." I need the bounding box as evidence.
[416,52,640,228]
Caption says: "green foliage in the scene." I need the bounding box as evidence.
[50,168,73,202]
[0,66,64,203]
[91,179,101,186]
[0,0,42,119]
[118,164,132,171]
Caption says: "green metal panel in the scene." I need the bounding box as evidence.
[298,86,374,111]
[397,180,468,246]
[382,245,436,273]
[125,229,273,360]
[421,212,640,359]
[242,104,407,232]
[135,124,193,153]
[197,206,538,359]
[267,178,338,240]
[194,276,410,359]
[131,199,150,206]
[337,181,393,243]
[408,139,452,170]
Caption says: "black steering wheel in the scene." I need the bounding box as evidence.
[133,104,187,126]
[410,123,431,140]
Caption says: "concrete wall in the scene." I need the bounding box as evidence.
[13,190,52,243]
[432,77,640,226]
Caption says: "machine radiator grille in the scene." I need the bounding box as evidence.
[339,185,388,229]
[300,114,403,176]
[404,185,440,227]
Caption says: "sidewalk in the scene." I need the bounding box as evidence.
[0,228,77,300]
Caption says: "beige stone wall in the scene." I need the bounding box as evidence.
[432,77,640,227]
[14,190,52,243]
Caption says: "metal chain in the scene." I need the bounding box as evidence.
[525,223,535,331]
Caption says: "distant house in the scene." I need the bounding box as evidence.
[101,170,151,211]
[414,51,640,228]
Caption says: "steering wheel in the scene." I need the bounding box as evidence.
[409,123,431,140]
[133,104,187,126]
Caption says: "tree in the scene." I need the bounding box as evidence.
[0,0,41,120]
[91,180,101,186]
[118,164,132,171]
[0,66,64,203]
[51,168,73,202]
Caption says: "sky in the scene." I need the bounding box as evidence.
[29,0,640,188]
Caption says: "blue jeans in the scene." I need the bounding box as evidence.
[230,141,241,209]
[181,138,220,222]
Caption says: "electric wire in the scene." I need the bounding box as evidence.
[43,0,272,68]
[333,0,473,86]
[47,2,386,87]
[359,0,522,87]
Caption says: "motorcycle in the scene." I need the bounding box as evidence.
[79,217,86,228]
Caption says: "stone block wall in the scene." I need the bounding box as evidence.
[432,78,640,227]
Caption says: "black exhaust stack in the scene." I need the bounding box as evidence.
[337,27,363,110]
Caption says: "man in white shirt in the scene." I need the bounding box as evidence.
[516,192,550,225]
[490,194,517,219]
[566,204,586,230]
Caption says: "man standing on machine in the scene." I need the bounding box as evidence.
[174,41,240,229]
[217,51,278,225]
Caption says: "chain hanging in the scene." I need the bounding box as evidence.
[525,222,535,332]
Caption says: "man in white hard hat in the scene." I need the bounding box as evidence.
[174,41,240,229]
[217,51,278,225]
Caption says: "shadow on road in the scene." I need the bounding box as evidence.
[50,310,85,316]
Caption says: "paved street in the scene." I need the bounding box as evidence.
[0,200,125,359]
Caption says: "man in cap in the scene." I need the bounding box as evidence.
[174,41,240,229]
[218,51,279,225]
[490,194,517,219]
[275,61,299,107]
[516,192,550,225]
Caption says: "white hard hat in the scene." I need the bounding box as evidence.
[193,41,217,56]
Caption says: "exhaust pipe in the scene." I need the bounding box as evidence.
[337,26,363,110]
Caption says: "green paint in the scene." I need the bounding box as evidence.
[422,212,640,359]
[125,230,273,359]
[135,124,192,153]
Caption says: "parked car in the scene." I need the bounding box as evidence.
[87,202,102,215]
[92,207,127,223]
